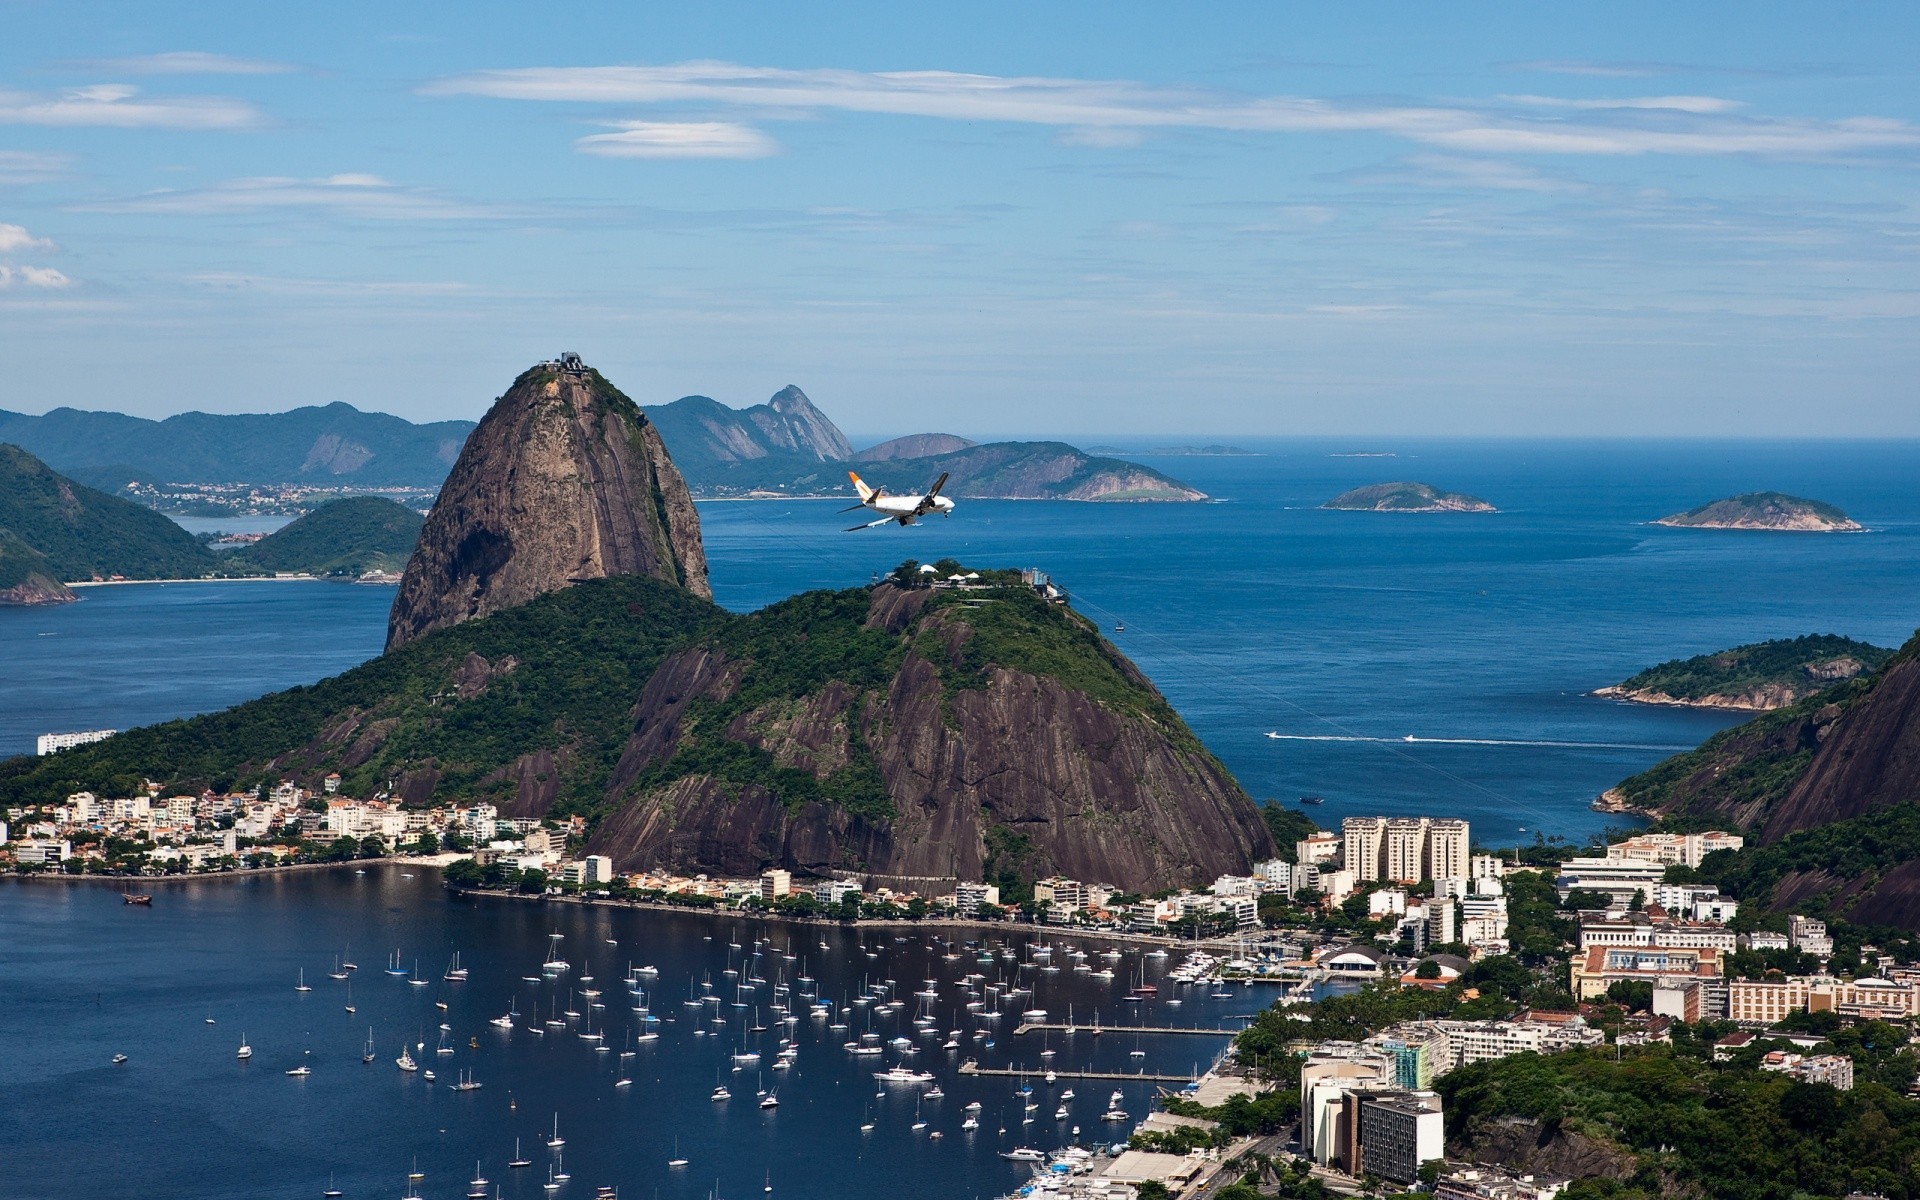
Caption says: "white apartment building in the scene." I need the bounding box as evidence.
[1384,819,1428,883]
[1577,915,1737,953]
[1606,831,1744,869]
[954,881,1000,910]
[36,729,115,756]
[1342,817,1385,882]
[814,879,862,905]
[760,869,792,900]
[1427,820,1470,881]
[1297,833,1343,867]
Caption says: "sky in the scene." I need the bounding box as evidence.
[1,2,1918,437]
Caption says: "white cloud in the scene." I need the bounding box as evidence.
[71,51,299,76]
[0,84,262,130]
[0,222,53,252]
[424,60,1920,160]
[79,174,504,220]
[1374,153,1588,193]
[576,120,778,159]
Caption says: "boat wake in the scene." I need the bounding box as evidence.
[1263,732,1691,751]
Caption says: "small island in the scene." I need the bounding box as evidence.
[1321,481,1495,513]
[1654,491,1862,532]
[1596,633,1893,711]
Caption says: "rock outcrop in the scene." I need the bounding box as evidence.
[386,360,709,650]
[585,580,1273,889]
[856,433,976,461]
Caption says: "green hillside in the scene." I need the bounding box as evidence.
[234,496,423,576]
[1608,634,1893,706]
[0,443,226,581]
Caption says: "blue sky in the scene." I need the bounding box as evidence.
[2,2,1918,437]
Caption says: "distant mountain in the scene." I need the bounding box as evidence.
[855,433,975,461]
[1085,444,1259,457]
[231,497,424,577]
[1597,634,1895,711]
[0,402,475,486]
[1655,492,1862,532]
[643,385,854,481]
[647,387,1204,501]
[1323,481,1495,513]
[0,529,73,605]
[0,443,225,594]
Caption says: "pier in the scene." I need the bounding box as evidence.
[1011,1023,1245,1037]
[958,1061,1198,1084]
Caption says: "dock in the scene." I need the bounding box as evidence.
[958,1061,1199,1084]
[1011,1023,1244,1037]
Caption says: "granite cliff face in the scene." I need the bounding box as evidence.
[585,579,1273,889]
[386,361,709,650]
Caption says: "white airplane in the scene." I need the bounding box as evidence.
[842,470,954,530]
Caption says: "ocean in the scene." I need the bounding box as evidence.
[5,438,1919,847]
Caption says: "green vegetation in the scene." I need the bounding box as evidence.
[233,496,423,576]
[1700,801,1920,919]
[1441,1039,1920,1200]
[1607,676,1876,818]
[0,574,724,808]
[1260,803,1319,860]
[1608,634,1892,704]
[0,443,227,581]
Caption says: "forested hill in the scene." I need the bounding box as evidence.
[0,443,222,585]
[0,402,475,486]
[1598,634,1894,710]
[232,496,423,576]
[0,568,1274,890]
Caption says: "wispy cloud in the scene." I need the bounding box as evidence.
[0,150,73,184]
[0,84,262,130]
[576,120,778,159]
[0,264,70,288]
[66,51,299,76]
[1352,153,1588,194]
[184,271,478,296]
[423,60,1920,160]
[78,173,504,220]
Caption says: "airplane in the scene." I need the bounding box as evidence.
[842,470,954,530]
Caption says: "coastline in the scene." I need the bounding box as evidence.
[1592,684,1784,712]
[65,575,342,588]
[9,852,464,884]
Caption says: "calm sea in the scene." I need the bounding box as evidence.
[5,438,1919,846]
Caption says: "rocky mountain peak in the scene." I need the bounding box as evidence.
[385,360,710,650]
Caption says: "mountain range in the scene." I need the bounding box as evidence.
[0,386,1203,502]
[0,402,475,488]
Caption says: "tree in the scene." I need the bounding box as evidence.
[411,830,440,855]
[1134,1184,1172,1200]
[1415,959,1442,980]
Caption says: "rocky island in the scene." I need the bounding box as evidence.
[1322,481,1495,513]
[0,356,1271,890]
[1597,634,1894,711]
[1654,491,1863,532]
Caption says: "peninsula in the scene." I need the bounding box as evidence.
[1321,481,1495,513]
[1655,491,1863,532]
[1597,634,1894,711]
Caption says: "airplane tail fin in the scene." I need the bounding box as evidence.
[848,471,878,503]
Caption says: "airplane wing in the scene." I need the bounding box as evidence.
[838,503,868,513]
[914,472,951,515]
[845,516,894,532]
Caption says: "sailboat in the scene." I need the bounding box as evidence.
[237,1034,252,1060]
[451,1068,483,1091]
[508,1139,532,1169]
[295,968,312,993]
[667,1137,688,1169]
[444,952,469,982]
[323,1172,343,1198]
[396,1046,418,1072]
[344,981,356,1014]
[362,1027,376,1064]
[546,1113,565,1148]
[409,959,428,988]
[329,954,349,981]
[386,950,408,976]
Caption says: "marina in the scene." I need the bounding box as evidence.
[0,863,1266,1200]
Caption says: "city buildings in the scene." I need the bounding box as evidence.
[1570,945,1722,1000]
[1341,815,1470,885]
[35,729,116,756]
[1757,1051,1854,1091]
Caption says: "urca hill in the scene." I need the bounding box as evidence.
[0,357,1272,889]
